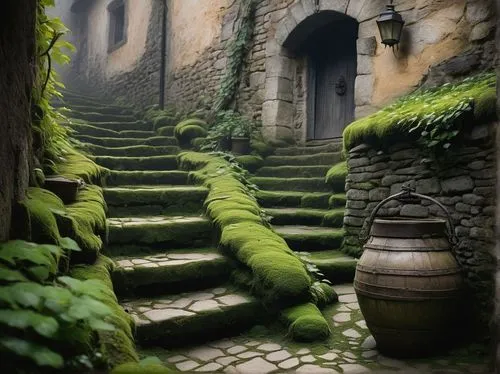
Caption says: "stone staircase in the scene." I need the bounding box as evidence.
[56,92,261,349]
[251,142,357,284]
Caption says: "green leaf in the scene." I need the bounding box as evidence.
[0,267,28,283]
[27,265,50,282]
[0,310,58,338]
[59,237,82,252]
[0,337,63,368]
[9,282,45,308]
[88,318,115,332]
[139,356,163,366]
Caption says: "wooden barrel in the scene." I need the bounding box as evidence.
[354,217,463,357]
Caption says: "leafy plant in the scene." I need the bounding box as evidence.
[0,241,114,373]
[203,111,256,151]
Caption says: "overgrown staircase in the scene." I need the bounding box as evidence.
[57,92,260,349]
[251,142,357,284]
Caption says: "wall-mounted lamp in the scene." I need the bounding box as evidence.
[377,0,405,48]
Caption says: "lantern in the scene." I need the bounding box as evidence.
[377,1,405,48]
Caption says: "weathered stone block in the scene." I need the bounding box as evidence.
[382,175,408,187]
[390,148,418,161]
[357,54,373,75]
[354,75,374,106]
[455,202,472,214]
[349,157,370,168]
[265,55,294,79]
[344,216,365,227]
[416,178,440,195]
[357,37,377,56]
[400,204,429,218]
[466,1,493,24]
[441,176,474,194]
[346,200,368,209]
[369,188,390,202]
[319,0,349,13]
[470,20,495,41]
[347,189,369,201]
[470,227,494,239]
[348,173,373,183]
[264,76,293,102]
[462,194,484,206]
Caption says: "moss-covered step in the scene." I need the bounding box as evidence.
[93,155,178,171]
[68,111,138,123]
[274,226,345,251]
[112,248,232,296]
[104,186,208,216]
[67,122,156,138]
[56,95,114,108]
[306,250,357,283]
[64,104,135,116]
[75,135,177,147]
[77,120,153,132]
[123,286,261,347]
[156,126,175,137]
[83,144,180,157]
[263,152,342,167]
[274,142,343,156]
[255,165,331,178]
[256,190,332,209]
[266,207,344,228]
[107,216,212,247]
[250,177,331,192]
[106,170,189,186]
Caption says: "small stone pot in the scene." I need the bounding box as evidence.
[44,176,80,204]
[231,137,251,155]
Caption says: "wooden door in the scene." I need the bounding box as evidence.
[307,21,357,140]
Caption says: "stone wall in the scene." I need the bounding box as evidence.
[344,122,497,331]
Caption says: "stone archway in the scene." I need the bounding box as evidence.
[262,0,380,143]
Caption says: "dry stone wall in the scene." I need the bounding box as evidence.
[344,122,497,330]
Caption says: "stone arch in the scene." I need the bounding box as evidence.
[262,0,379,142]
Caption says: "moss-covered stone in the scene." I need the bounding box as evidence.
[174,118,208,146]
[153,115,177,130]
[156,126,175,137]
[307,250,357,283]
[325,161,347,187]
[264,152,342,167]
[282,303,330,342]
[343,73,497,151]
[93,155,178,171]
[250,177,331,192]
[71,256,139,368]
[250,139,275,157]
[235,155,264,173]
[256,191,333,209]
[111,362,174,374]
[75,135,177,148]
[105,170,189,186]
[83,144,179,157]
[54,151,109,183]
[68,111,137,123]
[266,208,327,226]
[322,208,345,228]
[75,120,152,133]
[329,193,347,208]
[256,165,331,178]
[275,226,345,251]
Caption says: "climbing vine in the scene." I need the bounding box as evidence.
[213,0,257,113]
[34,0,75,171]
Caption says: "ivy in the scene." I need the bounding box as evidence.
[213,0,257,113]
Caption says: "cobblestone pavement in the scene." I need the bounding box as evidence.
[140,284,490,373]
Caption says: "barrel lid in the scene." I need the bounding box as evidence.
[370,218,447,238]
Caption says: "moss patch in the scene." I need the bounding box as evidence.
[71,256,139,368]
[54,150,108,184]
[177,151,332,341]
[174,118,208,146]
[282,303,330,342]
[234,155,263,173]
[343,73,497,151]
[325,161,347,187]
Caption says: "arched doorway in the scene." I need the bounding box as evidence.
[284,13,358,140]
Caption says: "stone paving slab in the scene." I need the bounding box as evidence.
[122,286,261,346]
[143,283,488,373]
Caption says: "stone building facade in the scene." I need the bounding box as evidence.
[61,0,495,143]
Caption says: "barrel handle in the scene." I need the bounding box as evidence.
[359,184,458,246]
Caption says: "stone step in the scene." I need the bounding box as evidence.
[68,123,155,138]
[105,185,208,216]
[83,144,180,157]
[62,104,136,116]
[263,152,342,167]
[105,170,189,186]
[55,95,115,108]
[107,216,212,247]
[68,111,138,123]
[306,250,357,284]
[112,248,231,296]
[273,225,344,251]
[256,190,337,209]
[251,177,331,192]
[155,125,175,137]
[266,207,344,228]
[255,165,330,178]
[123,286,260,347]
[274,142,343,156]
[69,119,153,132]
[93,155,178,171]
[74,135,177,147]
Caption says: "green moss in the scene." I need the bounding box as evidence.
[71,255,139,368]
[156,126,175,137]
[266,208,327,226]
[301,193,332,209]
[343,73,497,151]
[278,227,345,252]
[250,177,330,192]
[106,170,188,186]
[174,118,208,145]
[191,137,206,150]
[325,161,347,186]
[307,250,357,283]
[153,115,176,130]
[235,155,263,173]
[250,139,275,157]
[93,155,178,171]
[322,208,345,228]
[54,150,109,183]
[329,194,346,208]
[111,362,174,374]
[83,144,178,157]
[282,303,330,342]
